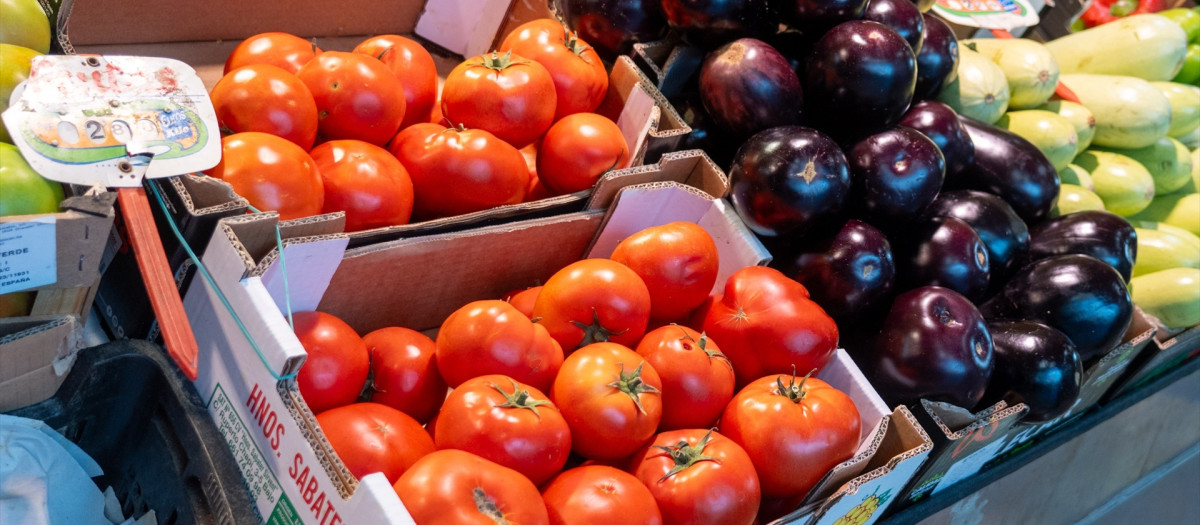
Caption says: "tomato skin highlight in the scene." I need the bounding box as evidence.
[363,327,446,425]
[537,112,629,195]
[611,221,719,323]
[210,64,319,150]
[315,402,435,484]
[297,51,406,146]
[205,132,324,221]
[309,139,414,232]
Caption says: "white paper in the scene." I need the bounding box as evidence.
[0,217,57,294]
[0,415,108,525]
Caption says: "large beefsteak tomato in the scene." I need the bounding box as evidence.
[315,402,434,483]
[225,32,320,75]
[308,139,413,232]
[296,51,406,146]
[393,449,550,525]
[532,259,652,351]
[352,35,438,129]
[441,51,556,148]
[363,327,446,424]
[435,299,564,392]
[209,64,318,150]
[610,221,719,323]
[542,465,663,525]
[635,325,734,431]
[205,132,323,221]
[292,311,370,414]
[629,429,761,525]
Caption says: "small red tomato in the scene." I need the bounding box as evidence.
[532,259,652,352]
[537,113,629,195]
[611,222,720,323]
[389,123,529,220]
[434,375,571,486]
[630,429,761,525]
[309,139,414,232]
[502,285,542,318]
[363,327,446,424]
[542,466,663,525]
[394,449,550,525]
[500,19,610,121]
[315,402,435,484]
[292,311,369,414]
[720,372,861,499]
[225,32,320,75]
[436,300,564,393]
[210,64,319,150]
[353,35,438,129]
[205,132,323,221]
[296,51,406,146]
[441,51,557,148]
[551,342,662,460]
[635,325,734,431]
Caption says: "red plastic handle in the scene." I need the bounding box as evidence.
[117,186,199,380]
[988,29,1082,104]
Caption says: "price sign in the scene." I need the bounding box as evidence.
[933,0,1041,30]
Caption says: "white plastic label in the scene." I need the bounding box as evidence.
[932,0,1041,30]
[0,217,57,294]
[1,55,220,188]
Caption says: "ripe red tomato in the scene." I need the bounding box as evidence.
[362,327,446,424]
[611,222,719,323]
[502,285,542,318]
[441,51,557,148]
[629,429,761,525]
[389,123,529,219]
[635,325,734,431]
[210,64,318,150]
[315,402,435,483]
[292,311,370,414]
[296,51,406,146]
[532,259,652,351]
[205,132,323,221]
[537,113,629,195]
[434,374,571,486]
[542,465,663,525]
[550,342,662,460]
[393,449,550,525]
[720,372,861,499]
[436,300,564,393]
[352,35,438,129]
[225,32,321,75]
[499,19,609,121]
[308,139,414,232]
[694,266,839,388]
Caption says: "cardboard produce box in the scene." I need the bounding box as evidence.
[54,0,692,246]
[1105,309,1197,401]
[0,189,116,410]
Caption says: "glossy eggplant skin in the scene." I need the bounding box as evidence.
[779,219,896,323]
[899,101,974,178]
[913,13,958,101]
[980,320,1083,422]
[729,126,853,238]
[661,0,778,49]
[981,254,1133,363]
[857,286,994,409]
[1027,211,1138,282]
[770,0,869,35]
[848,127,946,228]
[950,116,1060,225]
[895,216,992,302]
[863,0,925,53]
[564,0,668,60]
[804,21,918,142]
[923,190,1031,285]
[700,38,804,138]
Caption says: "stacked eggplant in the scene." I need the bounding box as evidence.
[577,0,1141,423]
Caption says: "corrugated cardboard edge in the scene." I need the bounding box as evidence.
[167,175,248,218]
[279,380,359,499]
[923,399,1027,440]
[0,315,81,411]
[1105,307,1195,401]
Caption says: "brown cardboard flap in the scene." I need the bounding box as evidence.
[602,56,688,141]
[0,315,78,383]
[923,399,1013,437]
[870,406,934,471]
[587,150,729,209]
[0,363,69,412]
[171,174,248,217]
[320,211,607,335]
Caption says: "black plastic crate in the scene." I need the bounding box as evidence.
[6,339,256,525]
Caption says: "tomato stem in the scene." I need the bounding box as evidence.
[776,367,816,404]
[472,487,511,525]
[479,50,517,71]
[561,28,593,58]
[570,309,627,349]
[607,361,660,415]
[490,378,551,419]
[652,429,722,482]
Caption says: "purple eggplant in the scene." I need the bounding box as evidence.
[729,126,853,237]
[923,190,1030,285]
[805,21,917,142]
[779,219,896,323]
[981,254,1133,363]
[661,0,777,49]
[894,216,991,302]
[899,100,974,178]
[980,320,1082,422]
[770,0,870,35]
[564,0,668,60]
[856,286,994,409]
[914,13,958,101]
[700,38,804,138]
[863,0,925,53]
[1026,211,1137,282]
[950,116,1060,225]
[848,127,946,227]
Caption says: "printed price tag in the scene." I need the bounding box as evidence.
[1,55,220,187]
[933,0,1041,30]
[0,217,57,294]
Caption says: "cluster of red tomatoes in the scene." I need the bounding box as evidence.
[292,221,863,525]
[205,19,629,231]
